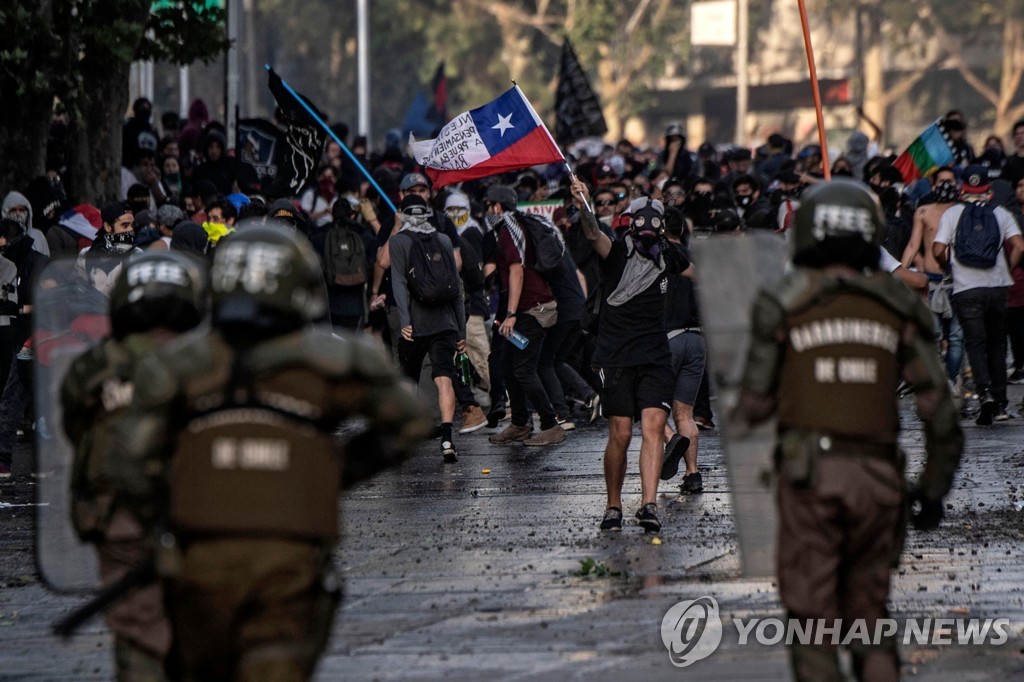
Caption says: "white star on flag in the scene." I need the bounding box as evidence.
[492,113,514,137]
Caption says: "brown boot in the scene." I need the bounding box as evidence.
[488,423,532,444]
[458,405,488,434]
[523,425,566,447]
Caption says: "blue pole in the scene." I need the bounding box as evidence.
[265,65,397,214]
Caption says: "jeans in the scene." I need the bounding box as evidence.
[0,356,29,465]
[538,319,574,418]
[952,287,1009,404]
[550,320,595,404]
[504,313,556,430]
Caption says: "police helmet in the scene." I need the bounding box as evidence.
[109,251,207,340]
[792,177,885,257]
[209,226,326,334]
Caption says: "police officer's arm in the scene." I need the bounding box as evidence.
[735,290,785,424]
[337,340,433,489]
[571,180,612,260]
[100,356,183,526]
[900,312,964,502]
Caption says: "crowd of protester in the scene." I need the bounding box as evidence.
[2,98,1023,533]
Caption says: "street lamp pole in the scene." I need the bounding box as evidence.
[357,0,371,148]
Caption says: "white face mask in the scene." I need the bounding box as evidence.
[598,214,614,227]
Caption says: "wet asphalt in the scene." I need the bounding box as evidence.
[1,385,1023,680]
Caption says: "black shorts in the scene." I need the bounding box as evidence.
[669,331,706,405]
[398,330,458,381]
[598,364,673,420]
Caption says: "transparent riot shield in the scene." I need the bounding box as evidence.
[692,232,788,578]
[33,259,113,591]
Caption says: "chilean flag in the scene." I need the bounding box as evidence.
[409,86,565,188]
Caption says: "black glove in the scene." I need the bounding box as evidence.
[0,300,18,316]
[909,488,944,531]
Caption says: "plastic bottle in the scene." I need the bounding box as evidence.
[495,320,529,350]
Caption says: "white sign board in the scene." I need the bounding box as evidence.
[691,0,737,47]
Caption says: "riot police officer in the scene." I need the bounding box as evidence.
[735,178,964,681]
[103,226,432,680]
[62,250,207,680]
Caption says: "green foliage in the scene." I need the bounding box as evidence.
[139,2,231,66]
[573,557,627,579]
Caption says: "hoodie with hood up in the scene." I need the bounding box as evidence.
[2,191,51,257]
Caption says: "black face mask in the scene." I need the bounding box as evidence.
[879,187,900,213]
[687,192,713,226]
[737,194,753,208]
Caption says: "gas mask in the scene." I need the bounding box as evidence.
[629,204,665,261]
[736,194,753,209]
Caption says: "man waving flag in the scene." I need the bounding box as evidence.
[409,86,564,188]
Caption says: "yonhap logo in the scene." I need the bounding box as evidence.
[661,596,723,667]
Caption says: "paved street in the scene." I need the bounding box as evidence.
[2,386,1024,680]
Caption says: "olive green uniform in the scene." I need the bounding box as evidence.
[62,333,173,682]
[739,267,964,681]
[104,327,432,681]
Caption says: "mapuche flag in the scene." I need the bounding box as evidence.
[409,85,564,188]
[893,119,956,184]
[267,68,328,198]
[555,40,607,146]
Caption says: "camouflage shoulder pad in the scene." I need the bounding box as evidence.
[844,273,935,342]
[750,288,786,340]
[768,268,825,316]
[247,327,397,383]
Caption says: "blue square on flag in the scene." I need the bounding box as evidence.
[473,88,536,156]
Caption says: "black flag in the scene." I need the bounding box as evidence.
[236,118,283,193]
[267,68,328,198]
[555,40,608,146]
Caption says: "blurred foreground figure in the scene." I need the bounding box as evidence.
[63,251,207,680]
[104,227,431,681]
[734,179,964,681]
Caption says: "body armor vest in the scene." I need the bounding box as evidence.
[778,291,903,442]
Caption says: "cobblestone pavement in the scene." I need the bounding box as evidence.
[2,386,1023,680]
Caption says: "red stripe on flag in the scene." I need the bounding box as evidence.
[423,127,564,188]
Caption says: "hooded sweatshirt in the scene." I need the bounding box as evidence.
[2,191,51,256]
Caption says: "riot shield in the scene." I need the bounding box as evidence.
[33,259,113,591]
[692,232,788,578]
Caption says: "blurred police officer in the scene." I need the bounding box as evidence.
[103,226,432,680]
[63,251,207,680]
[735,178,964,681]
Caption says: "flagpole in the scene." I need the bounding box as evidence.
[797,0,831,180]
[265,65,397,214]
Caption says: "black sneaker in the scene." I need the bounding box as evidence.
[660,434,690,481]
[976,391,996,426]
[635,503,661,533]
[680,471,704,494]
[1008,369,1024,384]
[994,408,1011,422]
[599,507,623,531]
[440,441,459,463]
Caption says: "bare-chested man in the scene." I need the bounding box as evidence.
[901,166,964,386]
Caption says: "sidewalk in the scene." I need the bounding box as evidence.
[1,386,1022,680]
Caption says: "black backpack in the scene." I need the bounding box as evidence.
[405,231,460,305]
[516,211,565,276]
[953,202,1002,269]
[323,222,367,286]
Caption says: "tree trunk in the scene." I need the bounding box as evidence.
[860,7,887,138]
[67,61,133,205]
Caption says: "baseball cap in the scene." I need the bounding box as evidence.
[665,123,685,139]
[155,203,185,228]
[399,193,429,216]
[400,172,431,191]
[101,201,132,226]
[961,165,991,194]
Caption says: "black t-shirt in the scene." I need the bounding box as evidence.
[664,242,700,331]
[1002,154,1024,189]
[458,224,488,317]
[547,250,585,323]
[593,239,690,368]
